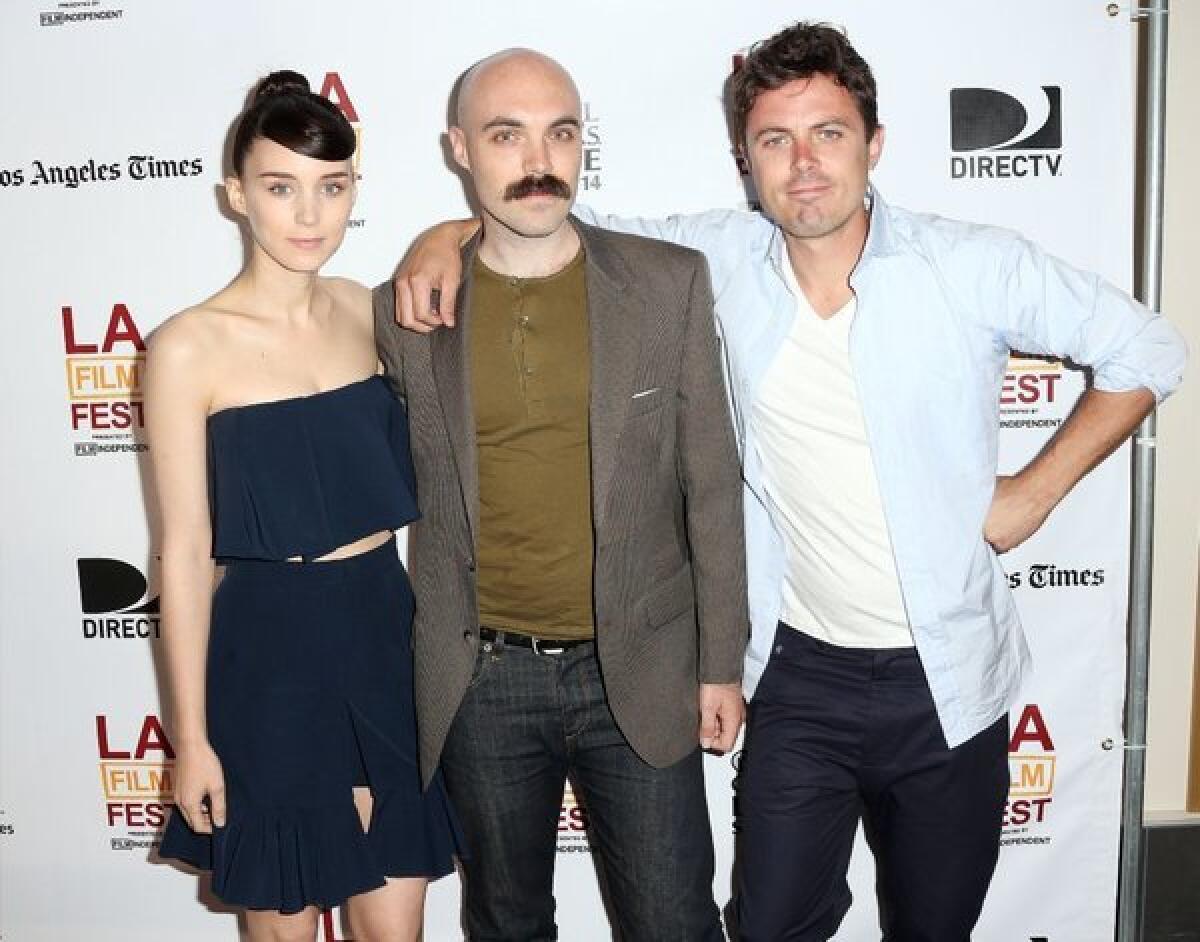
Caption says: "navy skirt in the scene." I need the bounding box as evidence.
[158,538,463,913]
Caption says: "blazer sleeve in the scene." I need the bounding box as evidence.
[372,280,406,397]
[676,253,749,684]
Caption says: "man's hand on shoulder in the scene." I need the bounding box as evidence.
[392,218,480,333]
[698,682,744,754]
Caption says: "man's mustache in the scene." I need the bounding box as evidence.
[504,174,572,201]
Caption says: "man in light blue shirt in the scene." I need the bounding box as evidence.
[394,21,1185,942]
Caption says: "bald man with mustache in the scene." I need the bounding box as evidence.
[373,50,747,941]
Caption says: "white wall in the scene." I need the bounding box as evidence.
[1146,1,1200,814]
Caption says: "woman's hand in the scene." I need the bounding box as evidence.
[174,740,227,834]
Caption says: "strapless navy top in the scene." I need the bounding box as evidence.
[206,375,419,561]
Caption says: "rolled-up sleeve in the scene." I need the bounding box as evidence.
[1084,279,1186,401]
[982,230,1186,402]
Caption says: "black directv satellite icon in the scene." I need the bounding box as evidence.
[950,87,1062,152]
[76,558,159,615]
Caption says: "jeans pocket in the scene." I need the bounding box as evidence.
[749,639,788,705]
[466,643,494,690]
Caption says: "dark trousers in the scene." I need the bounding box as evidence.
[442,636,723,942]
[736,623,1009,942]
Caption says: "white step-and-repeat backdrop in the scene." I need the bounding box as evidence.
[0,1,1134,939]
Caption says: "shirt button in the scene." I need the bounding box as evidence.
[519,315,530,326]
[524,366,535,375]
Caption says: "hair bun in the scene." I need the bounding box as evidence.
[253,70,311,101]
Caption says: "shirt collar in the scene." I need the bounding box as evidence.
[764,221,788,281]
[762,182,900,284]
[860,185,900,261]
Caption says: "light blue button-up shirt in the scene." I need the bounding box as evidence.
[575,189,1186,748]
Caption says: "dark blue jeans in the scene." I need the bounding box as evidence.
[736,624,1009,942]
[441,635,723,941]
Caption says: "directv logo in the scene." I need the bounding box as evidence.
[77,557,161,639]
[949,87,1063,180]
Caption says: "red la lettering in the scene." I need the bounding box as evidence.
[63,304,146,354]
[134,715,176,760]
[62,306,98,354]
[96,715,131,759]
[1009,704,1055,752]
[102,303,145,352]
[319,72,359,122]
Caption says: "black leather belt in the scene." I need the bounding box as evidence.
[478,626,593,656]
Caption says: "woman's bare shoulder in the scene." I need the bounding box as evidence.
[148,303,223,363]
[322,275,369,301]
[321,276,372,325]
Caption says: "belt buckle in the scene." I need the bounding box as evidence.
[531,636,567,656]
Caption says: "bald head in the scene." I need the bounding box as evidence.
[455,48,580,128]
[447,47,584,248]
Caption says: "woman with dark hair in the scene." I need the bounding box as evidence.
[150,71,461,941]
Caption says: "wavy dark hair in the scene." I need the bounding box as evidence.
[231,70,356,176]
[730,22,878,149]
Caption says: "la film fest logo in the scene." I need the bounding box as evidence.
[39,0,123,28]
[97,713,175,846]
[1002,704,1056,847]
[318,71,366,230]
[950,86,1063,181]
[77,557,161,640]
[580,101,602,193]
[999,356,1068,431]
[556,782,591,854]
[63,302,149,455]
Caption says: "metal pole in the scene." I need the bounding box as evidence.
[1117,1,1168,939]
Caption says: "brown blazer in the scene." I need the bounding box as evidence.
[374,218,748,786]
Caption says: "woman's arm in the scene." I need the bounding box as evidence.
[144,315,225,833]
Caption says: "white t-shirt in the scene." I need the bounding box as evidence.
[752,257,914,649]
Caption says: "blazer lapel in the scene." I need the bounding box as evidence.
[579,222,643,532]
[429,237,481,546]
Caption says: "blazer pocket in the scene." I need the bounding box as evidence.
[639,565,695,630]
[627,387,668,417]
